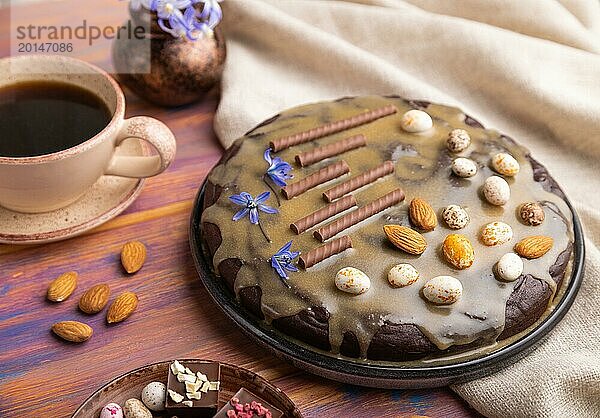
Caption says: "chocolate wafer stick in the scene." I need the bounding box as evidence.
[299,235,353,269]
[323,161,395,202]
[295,134,367,167]
[314,189,405,242]
[281,160,350,200]
[291,195,357,234]
[270,105,397,152]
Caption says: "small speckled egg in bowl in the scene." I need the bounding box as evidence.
[141,381,166,411]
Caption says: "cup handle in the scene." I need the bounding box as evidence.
[105,116,176,178]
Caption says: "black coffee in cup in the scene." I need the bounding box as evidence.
[0,80,111,157]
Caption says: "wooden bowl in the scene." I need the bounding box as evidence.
[72,359,302,417]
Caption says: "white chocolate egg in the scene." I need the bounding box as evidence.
[481,221,513,246]
[496,253,523,281]
[422,276,463,305]
[451,157,478,178]
[482,175,510,206]
[400,109,433,133]
[100,403,123,418]
[141,381,166,411]
[335,267,371,295]
[388,264,419,287]
[491,152,520,176]
[442,205,470,229]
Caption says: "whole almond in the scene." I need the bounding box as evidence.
[121,241,147,274]
[384,225,427,255]
[46,271,78,302]
[409,198,437,231]
[514,236,553,259]
[79,284,110,314]
[107,291,139,324]
[51,321,93,343]
[442,234,475,269]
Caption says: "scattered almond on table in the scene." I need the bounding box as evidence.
[51,320,93,343]
[107,291,139,324]
[46,271,78,302]
[121,240,147,274]
[46,241,146,343]
[78,283,110,314]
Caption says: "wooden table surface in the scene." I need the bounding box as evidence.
[0,1,480,417]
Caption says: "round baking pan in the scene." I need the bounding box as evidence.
[189,181,585,389]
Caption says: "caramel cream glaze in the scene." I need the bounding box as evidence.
[201,96,573,358]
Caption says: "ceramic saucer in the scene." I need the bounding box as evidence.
[0,138,147,245]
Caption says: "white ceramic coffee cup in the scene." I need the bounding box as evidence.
[0,55,177,213]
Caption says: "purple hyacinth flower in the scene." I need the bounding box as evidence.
[229,191,278,225]
[270,241,300,280]
[264,149,293,188]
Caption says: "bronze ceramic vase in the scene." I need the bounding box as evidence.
[112,7,226,107]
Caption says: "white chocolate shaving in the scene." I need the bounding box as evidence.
[168,389,184,403]
[187,392,202,400]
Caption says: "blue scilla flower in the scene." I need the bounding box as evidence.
[270,241,300,283]
[192,0,223,33]
[229,191,278,242]
[264,149,293,188]
[229,191,278,224]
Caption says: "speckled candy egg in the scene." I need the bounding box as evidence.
[519,202,545,226]
[388,264,419,287]
[496,253,523,281]
[400,109,433,133]
[442,205,470,229]
[100,403,123,418]
[481,221,513,246]
[335,267,371,295]
[482,175,510,206]
[491,152,520,176]
[451,157,478,178]
[141,381,166,411]
[422,276,463,305]
[123,398,152,418]
[446,129,471,153]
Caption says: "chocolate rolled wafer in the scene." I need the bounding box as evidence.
[314,188,405,242]
[323,161,395,202]
[270,105,397,152]
[295,134,367,167]
[282,160,350,200]
[299,235,353,269]
[291,195,357,234]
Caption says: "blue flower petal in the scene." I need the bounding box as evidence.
[269,175,287,188]
[249,208,259,224]
[258,204,278,214]
[285,264,299,272]
[280,241,293,253]
[228,194,248,205]
[239,192,253,202]
[263,149,272,164]
[255,191,271,203]
[232,207,249,221]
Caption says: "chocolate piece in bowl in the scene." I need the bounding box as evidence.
[165,360,220,417]
[213,388,284,418]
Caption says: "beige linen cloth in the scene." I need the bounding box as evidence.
[214,1,600,416]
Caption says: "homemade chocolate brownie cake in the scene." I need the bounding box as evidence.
[200,96,573,361]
